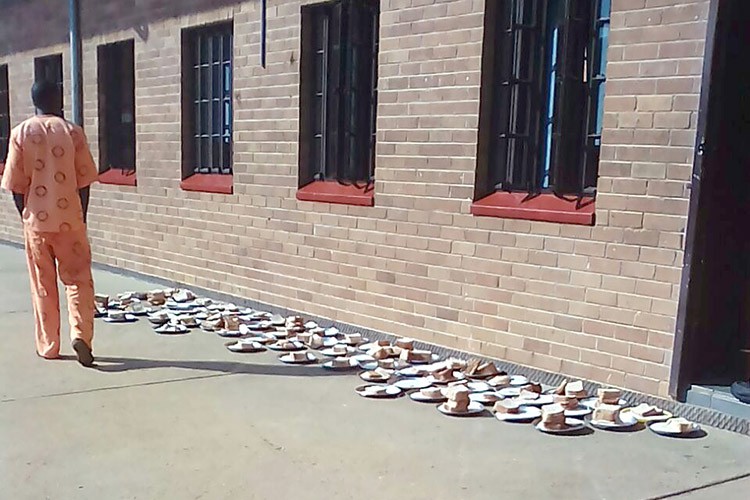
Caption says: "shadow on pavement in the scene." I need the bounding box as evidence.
[93,356,349,378]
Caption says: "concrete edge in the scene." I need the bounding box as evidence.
[3,240,749,435]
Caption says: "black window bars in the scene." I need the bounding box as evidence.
[484,0,610,198]
[186,23,233,175]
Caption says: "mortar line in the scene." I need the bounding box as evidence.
[643,471,750,500]
[0,372,237,404]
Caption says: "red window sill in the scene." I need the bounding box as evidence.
[98,168,137,186]
[296,180,374,206]
[180,173,233,194]
[471,192,595,225]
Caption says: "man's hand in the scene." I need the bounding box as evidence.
[12,192,24,218]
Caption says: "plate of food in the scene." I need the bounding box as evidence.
[409,386,448,403]
[649,418,703,438]
[470,391,502,405]
[322,357,359,371]
[494,401,542,422]
[536,418,587,434]
[359,368,393,383]
[437,401,486,417]
[589,404,639,430]
[621,403,673,423]
[394,377,433,391]
[355,384,402,399]
[278,352,317,365]
[268,341,306,352]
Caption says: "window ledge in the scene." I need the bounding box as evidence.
[296,180,374,206]
[180,173,233,194]
[471,192,595,226]
[98,168,137,187]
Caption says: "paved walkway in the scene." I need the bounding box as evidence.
[1,244,749,500]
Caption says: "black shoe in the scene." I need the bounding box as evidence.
[72,339,95,367]
[730,380,750,404]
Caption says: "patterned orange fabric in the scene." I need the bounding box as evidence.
[24,226,95,358]
[1,115,98,233]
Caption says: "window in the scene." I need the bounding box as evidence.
[0,65,9,166]
[298,0,379,202]
[473,0,610,223]
[97,40,136,185]
[181,21,233,182]
[34,54,63,117]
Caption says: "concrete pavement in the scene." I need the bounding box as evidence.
[1,243,749,500]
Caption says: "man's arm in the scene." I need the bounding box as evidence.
[78,187,90,224]
[12,192,24,218]
[72,126,98,225]
[1,129,30,210]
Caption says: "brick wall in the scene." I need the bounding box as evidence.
[0,0,710,398]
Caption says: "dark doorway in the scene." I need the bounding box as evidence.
[672,0,750,398]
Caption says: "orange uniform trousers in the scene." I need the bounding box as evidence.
[24,226,95,358]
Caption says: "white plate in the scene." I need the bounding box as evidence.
[278,353,317,365]
[535,418,586,434]
[324,327,340,337]
[243,335,276,345]
[394,377,433,391]
[437,401,486,416]
[466,381,491,393]
[166,302,197,311]
[513,394,555,407]
[340,337,369,346]
[409,391,447,403]
[154,324,188,334]
[510,375,529,386]
[649,422,702,437]
[268,341,306,352]
[590,412,639,430]
[410,354,442,365]
[216,330,243,338]
[322,359,359,370]
[470,392,502,405]
[104,314,137,323]
[226,341,265,353]
[396,366,427,378]
[355,385,402,398]
[495,406,543,422]
[427,371,467,385]
[621,407,673,423]
[352,354,376,364]
[359,370,393,383]
[581,397,629,409]
[564,405,593,418]
[358,341,391,352]
[498,387,522,398]
[320,347,355,357]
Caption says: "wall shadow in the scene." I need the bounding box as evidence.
[93,355,347,378]
[0,0,250,57]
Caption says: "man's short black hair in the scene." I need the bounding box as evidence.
[31,80,61,113]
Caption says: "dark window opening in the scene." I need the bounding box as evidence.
[0,65,9,163]
[299,0,379,186]
[34,54,64,118]
[182,21,233,176]
[97,40,136,172]
[477,0,610,198]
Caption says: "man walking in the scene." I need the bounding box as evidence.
[1,80,98,366]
